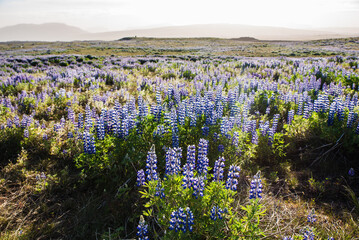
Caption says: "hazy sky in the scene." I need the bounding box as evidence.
[0,0,359,31]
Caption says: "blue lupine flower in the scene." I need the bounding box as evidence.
[155,180,165,199]
[153,124,166,138]
[266,106,271,115]
[202,126,209,136]
[283,237,293,240]
[169,207,194,233]
[6,119,13,128]
[96,117,105,140]
[348,168,355,176]
[249,171,263,199]
[226,165,240,191]
[137,216,149,240]
[210,206,224,221]
[67,108,75,124]
[186,145,196,170]
[287,110,294,125]
[145,145,158,181]
[197,139,209,176]
[24,128,29,138]
[78,113,83,129]
[347,111,355,128]
[213,157,225,181]
[218,144,224,153]
[67,132,73,138]
[213,132,219,142]
[307,209,317,224]
[136,169,145,186]
[302,227,315,240]
[165,147,182,176]
[251,130,258,145]
[182,163,194,189]
[169,209,181,232]
[185,207,194,232]
[83,131,96,154]
[337,101,345,122]
[191,176,205,198]
[328,102,336,126]
[120,117,129,139]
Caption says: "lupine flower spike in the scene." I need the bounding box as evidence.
[137,215,149,240]
[210,205,224,221]
[169,207,194,233]
[145,145,158,181]
[249,171,263,200]
[348,167,355,176]
[226,165,241,191]
[136,169,145,186]
[307,209,317,224]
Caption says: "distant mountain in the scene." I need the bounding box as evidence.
[1,23,359,42]
[0,23,89,41]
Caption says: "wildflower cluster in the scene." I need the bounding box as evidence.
[169,207,194,233]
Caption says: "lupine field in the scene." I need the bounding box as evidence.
[0,38,359,239]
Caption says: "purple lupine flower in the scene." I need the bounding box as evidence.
[328,102,336,126]
[137,216,149,240]
[218,144,224,153]
[96,117,105,140]
[287,110,295,125]
[302,227,315,240]
[197,139,209,176]
[145,145,158,181]
[213,157,225,181]
[67,132,73,138]
[186,145,196,170]
[6,119,13,128]
[226,165,240,191]
[191,176,205,198]
[165,147,182,176]
[78,113,83,129]
[249,171,263,199]
[169,207,194,233]
[348,168,355,176]
[83,131,96,154]
[307,209,317,224]
[202,126,209,136]
[24,128,29,138]
[210,205,224,221]
[251,130,258,145]
[155,180,165,199]
[182,163,194,189]
[169,208,182,232]
[347,111,355,128]
[136,169,145,186]
[185,207,194,232]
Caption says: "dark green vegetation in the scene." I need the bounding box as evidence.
[0,38,358,239]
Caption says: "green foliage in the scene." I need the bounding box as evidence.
[182,70,196,81]
[141,176,235,239]
[229,199,266,240]
[162,73,177,80]
[139,168,266,239]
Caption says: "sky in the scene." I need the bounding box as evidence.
[0,0,359,31]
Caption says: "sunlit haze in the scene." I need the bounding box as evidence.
[0,0,359,31]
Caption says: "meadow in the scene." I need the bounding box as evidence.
[0,38,358,239]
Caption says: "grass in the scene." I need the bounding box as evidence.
[1,37,358,57]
